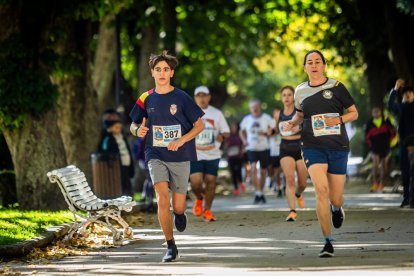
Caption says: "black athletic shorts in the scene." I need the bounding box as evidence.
[280,139,302,161]
[246,150,270,168]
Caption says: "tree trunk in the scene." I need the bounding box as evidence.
[0,135,16,206]
[383,0,414,85]
[3,110,67,210]
[137,26,159,94]
[162,0,177,54]
[92,15,116,114]
[355,0,396,105]
[53,21,100,182]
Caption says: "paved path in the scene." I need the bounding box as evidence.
[6,180,414,275]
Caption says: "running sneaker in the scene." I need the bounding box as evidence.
[174,212,187,232]
[260,195,267,204]
[297,195,305,208]
[286,210,297,221]
[319,241,334,257]
[203,209,216,221]
[239,182,247,192]
[370,183,378,192]
[162,244,179,262]
[253,195,261,204]
[193,197,203,216]
[232,188,240,196]
[331,205,345,228]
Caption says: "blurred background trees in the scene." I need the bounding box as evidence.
[1,0,413,209]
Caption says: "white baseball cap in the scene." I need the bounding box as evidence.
[194,86,210,96]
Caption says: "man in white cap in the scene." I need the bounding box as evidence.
[190,86,230,221]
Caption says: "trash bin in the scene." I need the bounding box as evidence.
[91,152,122,198]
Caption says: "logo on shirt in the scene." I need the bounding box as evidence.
[170,104,177,115]
[322,90,333,99]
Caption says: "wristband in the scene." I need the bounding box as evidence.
[134,127,138,136]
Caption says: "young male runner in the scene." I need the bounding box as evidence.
[129,51,204,262]
[190,86,230,221]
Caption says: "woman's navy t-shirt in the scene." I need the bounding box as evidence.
[129,88,204,163]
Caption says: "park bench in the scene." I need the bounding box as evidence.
[47,165,136,245]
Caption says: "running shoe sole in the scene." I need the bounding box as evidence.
[319,243,334,257]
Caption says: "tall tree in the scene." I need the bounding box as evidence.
[51,19,100,182]
[93,15,117,113]
[0,1,67,210]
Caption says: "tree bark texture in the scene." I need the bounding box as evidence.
[383,0,414,85]
[92,15,116,114]
[137,26,159,94]
[53,21,100,182]
[355,0,396,105]
[0,3,68,210]
[3,110,67,210]
[162,0,177,54]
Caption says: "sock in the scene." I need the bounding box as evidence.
[332,206,341,212]
[255,191,263,196]
[324,236,333,244]
[166,239,175,247]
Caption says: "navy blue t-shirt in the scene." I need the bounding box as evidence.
[129,88,204,162]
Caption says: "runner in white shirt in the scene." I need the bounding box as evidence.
[239,99,275,204]
[269,108,283,197]
[190,86,230,221]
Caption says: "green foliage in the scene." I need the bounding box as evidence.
[0,36,59,131]
[397,0,414,15]
[0,207,73,245]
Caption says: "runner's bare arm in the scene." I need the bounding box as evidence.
[284,111,304,131]
[324,105,358,127]
[216,132,230,143]
[239,129,248,146]
[167,117,204,151]
[130,117,149,137]
[273,110,281,134]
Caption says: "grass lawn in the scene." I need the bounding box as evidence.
[0,207,74,246]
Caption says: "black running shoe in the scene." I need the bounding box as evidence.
[162,245,179,262]
[260,195,267,204]
[253,195,261,204]
[174,212,187,232]
[400,198,410,208]
[319,241,334,257]
[331,205,345,229]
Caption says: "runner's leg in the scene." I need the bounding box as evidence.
[281,156,297,211]
[307,163,331,236]
[203,174,217,211]
[154,182,174,241]
[190,172,204,200]
[327,173,345,208]
[296,159,308,195]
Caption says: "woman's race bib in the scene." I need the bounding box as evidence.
[311,113,341,137]
[153,125,182,147]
